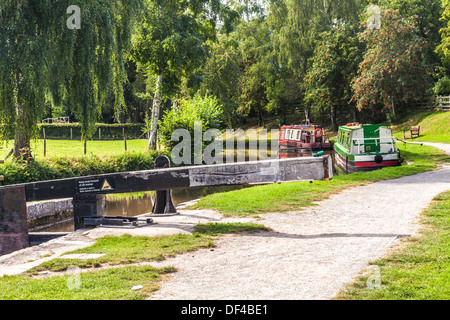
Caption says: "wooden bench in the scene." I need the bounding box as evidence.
[403,126,420,139]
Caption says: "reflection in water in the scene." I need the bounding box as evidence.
[105,185,248,217]
[37,185,248,232]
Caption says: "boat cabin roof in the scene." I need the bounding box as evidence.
[280,125,322,131]
[338,123,392,130]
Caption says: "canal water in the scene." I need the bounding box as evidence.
[36,185,248,232]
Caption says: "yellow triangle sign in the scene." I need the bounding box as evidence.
[101,179,113,191]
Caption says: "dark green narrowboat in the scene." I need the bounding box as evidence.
[334,123,402,174]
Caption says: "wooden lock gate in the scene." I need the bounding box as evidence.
[0,155,333,256]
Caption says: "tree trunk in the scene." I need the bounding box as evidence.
[14,104,31,159]
[391,98,396,118]
[330,105,338,132]
[258,110,264,127]
[134,107,139,123]
[148,72,164,150]
[304,106,311,125]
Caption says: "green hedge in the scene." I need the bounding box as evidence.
[38,123,146,140]
[0,150,170,185]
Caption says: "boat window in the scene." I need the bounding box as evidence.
[280,129,285,139]
[286,130,290,139]
[296,131,301,140]
[291,130,295,139]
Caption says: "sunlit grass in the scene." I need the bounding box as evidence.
[334,191,450,300]
[391,111,450,143]
[0,265,176,300]
[0,222,269,299]
[191,144,449,217]
[0,139,150,159]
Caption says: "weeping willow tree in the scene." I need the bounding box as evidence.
[0,0,143,158]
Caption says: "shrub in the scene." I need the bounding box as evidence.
[433,77,450,96]
[157,95,223,164]
[0,150,170,185]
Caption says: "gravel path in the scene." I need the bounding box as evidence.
[149,142,450,300]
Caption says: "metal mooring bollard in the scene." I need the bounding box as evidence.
[152,156,177,214]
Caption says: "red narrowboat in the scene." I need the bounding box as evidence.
[278,124,333,158]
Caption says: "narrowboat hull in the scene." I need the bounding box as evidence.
[333,149,401,174]
[279,141,333,158]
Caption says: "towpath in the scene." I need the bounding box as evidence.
[149,142,450,300]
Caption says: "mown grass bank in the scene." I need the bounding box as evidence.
[0,139,150,159]
[0,223,269,300]
[391,111,450,143]
[333,190,450,300]
[190,143,450,217]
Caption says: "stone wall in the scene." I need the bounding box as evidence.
[27,198,73,231]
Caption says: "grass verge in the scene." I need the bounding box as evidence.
[333,190,450,300]
[0,139,150,159]
[190,143,449,217]
[0,265,176,300]
[391,111,450,143]
[31,222,269,273]
[0,222,270,300]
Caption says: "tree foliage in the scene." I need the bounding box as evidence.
[0,0,143,157]
[157,95,223,163]
[351,9,432,119]
[438,0,450,65]
[131,0,238,149]
[376,0,444,69]
[305,24,363,130]
[200,36,244,128]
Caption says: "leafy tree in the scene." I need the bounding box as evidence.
[305,24,363,131]
[267,0,369,122]
[236,17,266,126]
[131,0,238,150]
[376,0,444,73]
[268,0,367,76]
[352,9,432,119]
[236,15,292,127]
[437,0,450,72]
[0,0,142,158]
[200,36,244,128]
